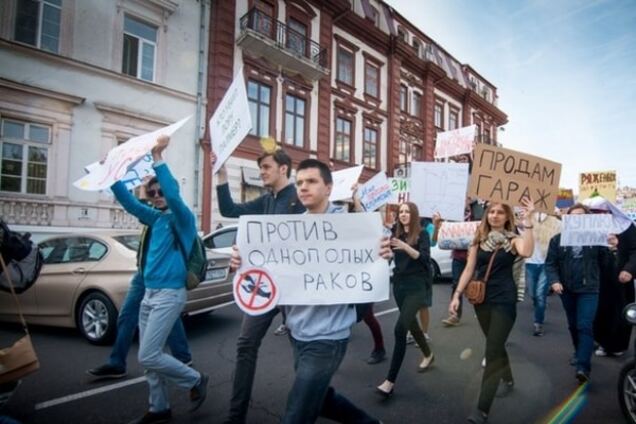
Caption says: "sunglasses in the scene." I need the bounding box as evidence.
[147,189,164,198]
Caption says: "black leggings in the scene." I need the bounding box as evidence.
[386,288,431,383]
[474,303,516,414]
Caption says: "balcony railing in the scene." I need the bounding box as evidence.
[239,8,327,69]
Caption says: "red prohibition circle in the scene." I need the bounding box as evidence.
[234,268,278,312]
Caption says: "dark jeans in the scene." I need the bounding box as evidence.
[362,304,385,352]
[387,287,431,383]
[283,338,378,424]
[109,273,191,369]
[226,308,279,424]
[451,258,467,319]
[560,291,599,373]
[474,303,516,414]
[526,263,549,325]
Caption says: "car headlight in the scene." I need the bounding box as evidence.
[623,303,636,325]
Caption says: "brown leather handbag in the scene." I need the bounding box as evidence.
[465,247,499,305]
[0,255,40,384]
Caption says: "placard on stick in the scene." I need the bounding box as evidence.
[468,144,561,213]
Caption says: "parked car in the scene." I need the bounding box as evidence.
[0,230,233,345]
[203,224,452,281]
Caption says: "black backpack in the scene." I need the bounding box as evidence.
[0,220,43,294]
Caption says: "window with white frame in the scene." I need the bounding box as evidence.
[14,0,62,53]
[122,15,157,82]
[0,119,50,194]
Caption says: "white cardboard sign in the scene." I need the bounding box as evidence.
[560,214,614,246]
[437,221,480,250]
[210,70,252,174]
[410,162,469,221]
[359,172,392,211]
[74,116,191,191]
[236,213,390,306]
[388,178,410,204]
[434,125,476,159]
[329,165,364,201]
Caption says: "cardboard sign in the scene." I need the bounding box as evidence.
[437,221,480,250]
[556,188,574,209]
[329,165,364,201]
[359,172,392,211]
[388,178,409,204]
[468,144,562,213]
[74,116,191,191]
[579,171,616,202]
[560,214,613,246]
[236,213,390,305]
[434,125,476,159]
[210,70,252,174]
[410,162,469,221]
[621,198,636,221]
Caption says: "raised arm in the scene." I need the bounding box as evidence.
[111,181,159,226]
[512,198,535,258]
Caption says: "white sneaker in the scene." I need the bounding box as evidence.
[594,347,607,357]
[273,324,289,336]
[481,357,486,368]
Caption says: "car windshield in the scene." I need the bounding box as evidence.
[113,234,140,252]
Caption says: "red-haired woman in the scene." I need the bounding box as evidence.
[449,199,535,423]
[376,202,434,398]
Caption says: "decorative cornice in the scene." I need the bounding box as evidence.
[0,77,85,105]
[94,102,172,126]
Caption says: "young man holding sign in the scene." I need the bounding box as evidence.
[230,159,391,424]
[211,149,305,424]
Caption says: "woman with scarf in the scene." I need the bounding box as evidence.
[376,202,434,398]
[449,199,535,424]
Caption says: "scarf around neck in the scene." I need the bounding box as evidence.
[480,230,517,253]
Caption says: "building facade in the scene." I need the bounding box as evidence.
[204,0,507,229]
[0,0,209,239]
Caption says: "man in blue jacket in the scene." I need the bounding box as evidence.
[112,135,208,424]
[212,149,305,424]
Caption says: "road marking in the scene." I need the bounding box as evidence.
[35,305,398,411]
[35,376,146,410]
[375,307,398,317]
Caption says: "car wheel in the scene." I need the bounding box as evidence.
[77,292,117,345]
[430,259,441,282]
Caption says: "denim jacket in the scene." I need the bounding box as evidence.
[544,234,613,293]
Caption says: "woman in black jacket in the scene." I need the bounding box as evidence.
[545,203,615,383]
[376,202,433,398]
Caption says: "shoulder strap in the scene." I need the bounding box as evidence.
[483,246,500,283]
[0,255,29,336]
[168,220,188,264]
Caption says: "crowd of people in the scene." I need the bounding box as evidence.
[81,137,636,424]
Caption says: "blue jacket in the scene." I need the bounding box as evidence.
[216,182,305,216]
[112,161,196,289]
[544,233,613,293]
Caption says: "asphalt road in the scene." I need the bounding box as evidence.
[0,283,631,424]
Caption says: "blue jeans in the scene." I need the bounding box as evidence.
[138,288,200,412]
[108,273,191,369]
[226,308,279,423]
[559,291,599,373]
[283,338,378,424]
[526,263,549,325]
[451,258,467,319]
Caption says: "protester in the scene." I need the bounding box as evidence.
[112,135,208,424]
[449,199,535,424]
[376,202,434,398]
[87,229,192,379]
[544,203,615,383]
[230,159,389,424]
[211,148,305,424]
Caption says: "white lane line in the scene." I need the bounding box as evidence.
[36,305,398,411]
[35,376,146,410]
[374,307,398,317]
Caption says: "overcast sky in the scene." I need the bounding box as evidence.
[385,0,636,193]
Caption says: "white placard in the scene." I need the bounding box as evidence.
[329,165,364,201]
[236,213,390,305]
[434,125,476,159]
[388,178,410,204]
[74,116,191,191]
[560,214,614,246]
[410,162,469,221]
[359,172,392,211]
[437,221,480,250]
[210,69,252,174]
